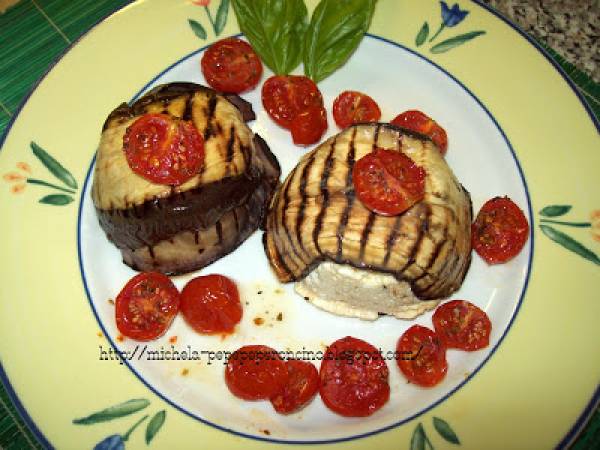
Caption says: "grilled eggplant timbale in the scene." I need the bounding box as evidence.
[264,123,471,320]
[92,83,280,275]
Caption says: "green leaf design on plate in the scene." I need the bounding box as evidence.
[26,178,75,194]
[433,417,460,445]
[38,194,73,206]
[30,141,77,190]
[123,415,148,442]
[410,423,427,450]
[540,224,600,265]
[539,205,572,217]
[214,0,230,35]
[145,410,166,444]
[540,219,591,228]
[416,22,429,46]
[72,399,150,425]
[430,31,486,54]
[188,19,207,39]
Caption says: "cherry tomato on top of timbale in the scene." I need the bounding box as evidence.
[115,272,181,341]
[332,90,381,128]
[123,113,204,186]
[353,147,426,216]
[391,110,448,155]
[201,37,263,94]
[319,336,390,417]
[290,105,328,146]
[270,359,319,414]
[261,75,324,129]
[180,274,242,335]
[396,325,447,387]
[433,300,492,351]
[471,196,529,264]
[225,345,288,401]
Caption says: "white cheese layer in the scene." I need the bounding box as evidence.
[295,262,440,321]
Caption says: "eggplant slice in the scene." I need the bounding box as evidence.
[263,123,471,320]
[92,83,280,275]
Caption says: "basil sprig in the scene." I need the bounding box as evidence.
[231,0,376,83]
[231,0,308,75]
[303,0,376,82]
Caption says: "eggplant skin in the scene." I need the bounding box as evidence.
[263,123,472,300]
[120,174,273,275]
[92,83,280,275]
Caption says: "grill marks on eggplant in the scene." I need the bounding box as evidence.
[383,215,403,266]
[264,123,472,300]
[232,208,239,233]
[93,83,280,275]
[399,204,430,274]
[313,137,337,255]
[359,213,377,262]
[203,93,218,140]
[216,220,223,245]
[335,127,358,261]
[182,94,194,121]
[280,171,301,271]
[226,125,236,164]
[295,153,318,262]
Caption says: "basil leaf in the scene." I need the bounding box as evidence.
[303,0,376,83]
[232,0,308,74]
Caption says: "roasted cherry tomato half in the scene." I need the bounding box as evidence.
[396,325,447,387]
[225,345,288,401]
[261,75,324,129]
[472,196,529,264]
[180,274,242,335]
[333,90,381,128]
[391,110,448,155]
[290,105,328,146]
[123,113,204,186]
[353,147,426,216]
[270,359,319,414]
[433,300,492,351]
[201,37,263,93]
[115,272,180,341]
[319,336,390,417]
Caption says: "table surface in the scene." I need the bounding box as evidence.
[481,0,599,83]
[0,1,598,449]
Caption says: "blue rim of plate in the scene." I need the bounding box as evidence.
[76,33,534,444]
[0,1,597,448]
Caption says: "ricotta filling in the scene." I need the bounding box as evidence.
[295,262,440,321]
